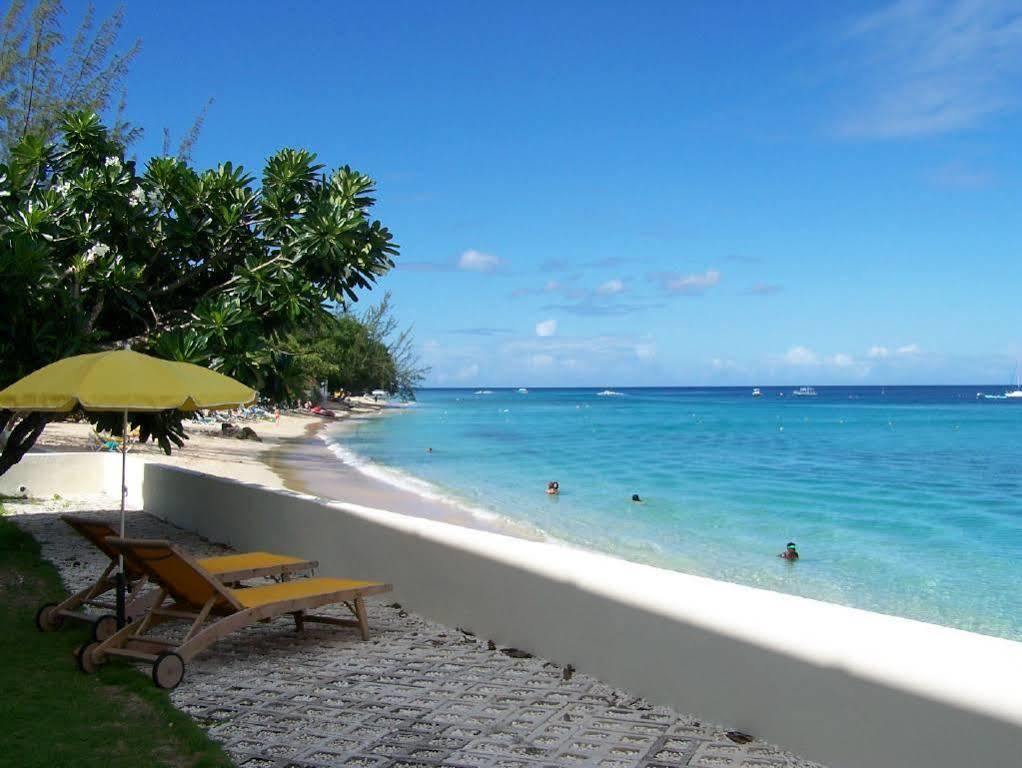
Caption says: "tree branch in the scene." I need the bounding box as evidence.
[0,412,51,476]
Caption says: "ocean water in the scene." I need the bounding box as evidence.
[323,387,1022,640]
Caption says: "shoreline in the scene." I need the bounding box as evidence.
[28,403,544,540]
[267,414,545,540]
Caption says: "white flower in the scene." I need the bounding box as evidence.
[52,180,71,196]
[294,193,302,205]
[147,188,163,207]
[83,243,111,264]
[129,186,146,207]
[104,156,121,168]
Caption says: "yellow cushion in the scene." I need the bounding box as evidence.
[198,552,309,574]
[230,577,384,609]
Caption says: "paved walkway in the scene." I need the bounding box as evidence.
[10,497,827,768]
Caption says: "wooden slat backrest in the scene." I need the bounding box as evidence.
[61,515,147,578]
[106,538,242,611]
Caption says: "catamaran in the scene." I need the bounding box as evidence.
[752,388,762,397]
[977,365,1022,400]
[792,386,817,397]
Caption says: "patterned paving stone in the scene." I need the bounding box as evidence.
[9,496,829,768]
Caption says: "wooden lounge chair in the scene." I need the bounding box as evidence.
[77,537,392,689]
[36,515,318,642]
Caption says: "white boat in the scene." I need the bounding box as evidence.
[978,365,1022,400]
[792,386,817,397]
[517,388,528,394]
[752,388,761,397]
[597,389,623,397]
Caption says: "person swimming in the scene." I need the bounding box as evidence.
[631,494,642,502]
[546,481,560,495]
[779,542,799,560]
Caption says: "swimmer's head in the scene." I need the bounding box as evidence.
[786,542,797,551]
[632,494,641,502]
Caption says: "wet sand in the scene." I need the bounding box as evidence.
[268,420,544,541]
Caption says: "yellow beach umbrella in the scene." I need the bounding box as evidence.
[0,349,257,625]
[0,349,255,412]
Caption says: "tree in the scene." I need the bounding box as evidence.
[0,111,399,473]
[358,292,429,399]
[0,1,141,149]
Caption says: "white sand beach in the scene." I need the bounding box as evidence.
[34,412,313,488]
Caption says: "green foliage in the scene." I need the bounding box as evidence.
[359,292,430,399]
[274,293,430,402]
[0,111,400,470]
[0,111,398,391]
[0,1,142,149]
[0,513,232,766]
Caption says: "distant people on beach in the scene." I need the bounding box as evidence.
[547,481,559,495]
[779,542,799,561]
[631,494,642,503]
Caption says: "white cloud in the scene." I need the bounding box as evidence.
[839,0,1022,138]
[826,352,856,368]
[529,354,555,368]
[422,339,441,353]
[784,346,818,366]
[596,279,625,296]
[656,269,721,295]
[711,357,739,371]
[869,343,921,359]
[635,342,656,361]
[535,319,557,337]
[453,363,480,380]
[929,162,994,189]
[458,249,501,272]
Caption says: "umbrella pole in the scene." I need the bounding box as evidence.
[116,409,127,628]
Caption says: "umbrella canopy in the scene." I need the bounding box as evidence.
[0,349,256,413]
[0,348,257,628]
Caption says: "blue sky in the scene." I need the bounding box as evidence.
[93,0,1022,386]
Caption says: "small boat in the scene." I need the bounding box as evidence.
[978,365,1022,400]
[752,388,761,397]
[597,389,623,397]
[517,388,528,394]
[792,386,817,397]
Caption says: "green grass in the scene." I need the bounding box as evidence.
[0,509,233,768]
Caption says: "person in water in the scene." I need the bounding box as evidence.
[547,481,560,495]
[631,494,642,503]
[779,542,799,560]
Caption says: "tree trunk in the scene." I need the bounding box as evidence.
[0,412,51,476]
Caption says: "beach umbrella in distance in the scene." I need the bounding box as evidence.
[0,349,256,625]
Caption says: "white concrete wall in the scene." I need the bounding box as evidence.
[0,452,143,504]
[139,464,1022,768]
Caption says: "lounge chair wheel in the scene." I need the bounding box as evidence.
[152,652,185,690]
[77,641,101,674]
[35,603,63,632]
[92,613,119,642]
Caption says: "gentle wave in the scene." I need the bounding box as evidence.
[319,430,537,534]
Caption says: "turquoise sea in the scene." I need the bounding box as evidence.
[323,387,1022,641]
